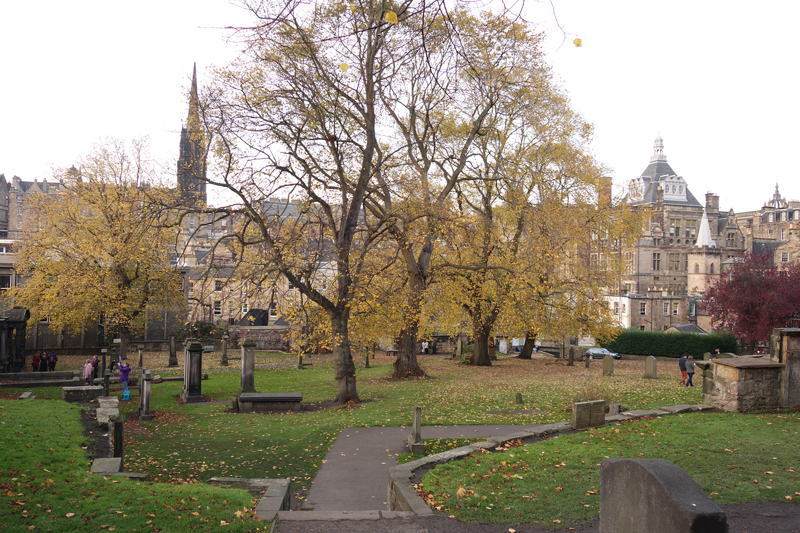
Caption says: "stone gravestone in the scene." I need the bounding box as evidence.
[101,348,108,376]
[515,392,523,404]
[240,338,257,394]
[138,369,153,421]
[103,368,111,397]
[220,335,229,367]
[568,347,574,366]
[603,355,614,376]
[168,335,179,367]
[137,344,145,368]
[644,356,657,379]
[585,353,591,369]
[572,399,606,429]
[113,415,124,466]
[180,339,204,403]
[363,353,370,368]
[407,405,425,455]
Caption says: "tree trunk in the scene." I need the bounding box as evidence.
[747,340,756,355]
[470,319,493,366]
[330,314,359,404]
[392,271,427,379]
[518,333,536,360]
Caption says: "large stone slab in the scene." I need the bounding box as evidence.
[91,457,123,474]
[62,386,104,402]
[572,400,606,429]
[600,458,727,533]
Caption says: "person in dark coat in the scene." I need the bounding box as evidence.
[685,356,696,387]
[48,353,58,371]
[38,352,48,372]
[678,353,688,385]
[91,355,100,381]
[31,352,40,372]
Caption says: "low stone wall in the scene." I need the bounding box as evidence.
[62,386,104,402]
[228,326,291,352]
[710,358,783,412]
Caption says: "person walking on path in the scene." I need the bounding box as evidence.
[31,352,40,372]
[678,353,688,385]
[118,362,131,395]
[47,352,58,372]
[83,359,93,385]
[38,352,48,372]
[685,355,696,387]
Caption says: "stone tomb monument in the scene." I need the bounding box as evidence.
[572,400,605,430]
[180,339,204,403]
[644,356,657,379]
[138,369,153,421]
[240,338,257,394]
[407,405,425,455]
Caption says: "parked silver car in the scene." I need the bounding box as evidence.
[586,347,621,360]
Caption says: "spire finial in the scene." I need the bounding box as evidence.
[695,208,717,248]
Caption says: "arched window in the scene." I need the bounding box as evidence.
[710,263,715,274]
[694,264,700,273]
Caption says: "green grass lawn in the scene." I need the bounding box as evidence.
[4,351,780,531]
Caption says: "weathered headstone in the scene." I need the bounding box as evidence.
[101,348,108,376]
[138,369,153,421]
[603,355,614,376]
[137,344,145,368]
[296,354,305,370]
[363,353,370,368]
[220,335,229,367]
[240,338,256,394]
[168,335,178,367]
[600,458,727,532]
[585,354,591,369]
[113,416,124,466]
[103,368,111,396]
[231,396,239,412]
[180,339,204,403]
[572,399,606,429]
[568,347,575,366]
[515,392,523,404]
[644,356,657,379]
[407,405,425,455]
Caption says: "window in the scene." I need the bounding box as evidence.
[188,282,194,297]
[622,304,626,314]
[669,219,680,237]
[781,228,786,241]
[288,280,295,290]
[640,303,647,316]
[782,252,789,263]
[0,275,10,290]
[664,325,669,331]
[653,237,662,246]
[710,263,715,274]
[768,229,774,237]
[624,283,632,294]
[213,301,221,316]
[16,206,22,215]
[685,220,697,239]
[214,280,223,292]
[241,303,249,314]
[768,213,774,223]
[795,211,800,221]
[269,306,278,318]
[663,303,669,316]
[640,325,646,331]
[783,212,788,222]
[673,302,679,316]
[727,233,735,247]
[668,284,683,296]
[614,302,619,314]
[16,196,22,203]
[694,263,700,273]
[669,253,681,271]
[652,253,661,270]
[689,302,696,316]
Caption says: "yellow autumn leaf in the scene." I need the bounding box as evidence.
[456,485,467,499]
[340,63,349,72]
[385,11,398,24]
[350,2,357,13]
[573,38,582,47]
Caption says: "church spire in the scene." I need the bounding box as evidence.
[650,134,667,163]
[178,63,207,205]
[695,208,716,248]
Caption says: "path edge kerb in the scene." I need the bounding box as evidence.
[386,404,712,514]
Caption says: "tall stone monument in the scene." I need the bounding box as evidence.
[180,339,204,403]
[603,355,614,376]
[240,337,257,394]
[168,335,178,367]
[138,369,153,421]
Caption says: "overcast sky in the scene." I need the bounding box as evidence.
[1,1,797,212]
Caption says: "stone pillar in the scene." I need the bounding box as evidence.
[644,356,657,379]
[407,405,424,454]
[603,355,614,376]
[168,335,178,368]
[240,339,257,394]
[220,335,229,367]
[363,352,370,368]
[181,339,204,403]
[137,344,144,368]
[103,369,111,397]
[138,369,153,421]
[567,347,574,366]
[100,348,107,376]
[585,354,591,369]
[113,415,124,466]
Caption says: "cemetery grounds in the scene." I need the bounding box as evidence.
[1,351,800,531]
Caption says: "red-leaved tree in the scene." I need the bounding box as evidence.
[705,252,800,353]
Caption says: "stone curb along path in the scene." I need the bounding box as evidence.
[280,403,713,523]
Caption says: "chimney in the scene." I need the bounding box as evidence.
[706,192,719,213]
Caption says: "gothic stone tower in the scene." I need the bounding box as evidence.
[177,63,207,205]
[687,209,721,296]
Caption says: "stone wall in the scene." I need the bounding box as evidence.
[228,326,291,352]
[710,359,782,412]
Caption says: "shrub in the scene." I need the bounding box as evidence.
[603,328,738,357]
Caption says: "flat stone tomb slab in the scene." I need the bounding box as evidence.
[238,392,302,412]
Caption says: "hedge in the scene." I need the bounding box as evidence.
[602,329,738,358]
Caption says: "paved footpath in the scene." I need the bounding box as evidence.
[302,424,548,511]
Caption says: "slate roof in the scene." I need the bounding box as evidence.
[668,324,708,334]
[752,241,781,261]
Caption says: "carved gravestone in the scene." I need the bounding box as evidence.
[101,348,108,376]
[240,339,256,394]
[138,370,153,421]
[515,392,523,404]
[572,400,606,429]
[364,353,370,368]
[603,355,614,376]
[221,336,229,367]
[568,347,574,366]
[585,354,591,369]
[180,339,204,403]
[407,405,425,455]
[103,368,111,396]
[113,415,124,465]
[137,344,145,368]
[644,356,657,379]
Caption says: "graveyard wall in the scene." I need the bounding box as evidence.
[710,359,782,412]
